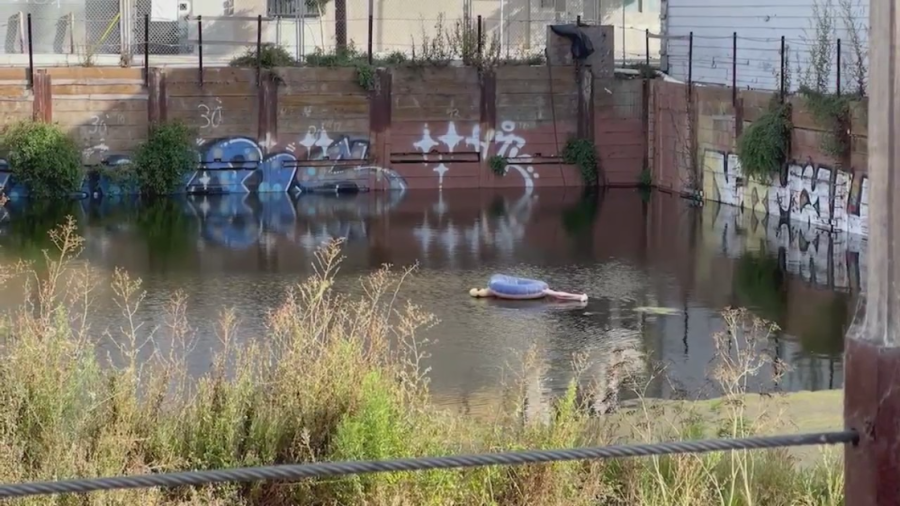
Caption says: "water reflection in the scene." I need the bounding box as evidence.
[0,190,861,414]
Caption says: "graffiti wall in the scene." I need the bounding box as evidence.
[0,133,410,199]
[0,65,623,198]
[703,197,867,293]
[701,150,870,239]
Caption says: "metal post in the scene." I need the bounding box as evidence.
[844,0,900,504]
[367,0,374,65]
[198,16,203,87]
[836,38,842,95]
[26,13,33,88]
[256,15,262,84]
[477,15,482,58]
[780,35,786,101]
[645,29,650,67]
[732,32,737,104]
[144,14,149,86]
[687,32,693,88]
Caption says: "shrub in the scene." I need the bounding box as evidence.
[736,99,793,181]
[0,120,82,198]
[488,155,507,176]
[230,44,297,68]
[132,121,196,195]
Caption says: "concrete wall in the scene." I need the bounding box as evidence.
[649,79,870,238]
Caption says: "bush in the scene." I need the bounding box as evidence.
[562,138,601,186]
[0,120,83,198]
[230,44,297,68]
[736,99,793,181]
[132,121,196,195]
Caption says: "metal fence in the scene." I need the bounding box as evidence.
[0,0,661,66]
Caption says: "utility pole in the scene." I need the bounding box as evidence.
[843,0,900,504]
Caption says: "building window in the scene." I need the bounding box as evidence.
[540,0,555,8]
[268,0,322,17]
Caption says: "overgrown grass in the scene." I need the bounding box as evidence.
[0,219,844,505]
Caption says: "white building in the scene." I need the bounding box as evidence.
[662,0,869,93]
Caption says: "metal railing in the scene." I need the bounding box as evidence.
[0,430,858,499]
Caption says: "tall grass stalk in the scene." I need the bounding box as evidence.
[0,219,843,505]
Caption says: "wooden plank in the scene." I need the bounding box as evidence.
[277,67,364,82]
[391,67,480,83]
[46,68,143,80]
[166,67,256,83]
[278,118,370,135]
[53,99,147,112]
[279,80,370,95]
[496,81,578,94]
[495,65,576,81]
[279,104,370,119]
[392,82,480,95]
[52,84,146,95]
[166,83,257,96]
[0,68,27,80]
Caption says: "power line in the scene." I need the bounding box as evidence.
[0,430,858,500]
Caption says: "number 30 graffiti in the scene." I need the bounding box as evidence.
[198,99,224,129]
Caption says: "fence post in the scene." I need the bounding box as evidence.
[367,0,374,64]
[687,32,693,88]
[645,29,650,67]
[779,35,785,101]
[836,38,842,95]
[144,14,149,86]
[844,0,900,503]
[26,13,33,89]
[256,15,262,85]
[731,31,736,105]
[477,15,482,58]
[198,16,203,87]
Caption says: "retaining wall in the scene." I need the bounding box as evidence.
[650,80,870,238]
[0,65,647,197]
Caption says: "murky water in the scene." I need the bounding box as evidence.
[0,189,858,415]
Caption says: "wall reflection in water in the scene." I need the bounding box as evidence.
[0,189,862,414]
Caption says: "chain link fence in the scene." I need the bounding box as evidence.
[0,0,660,66]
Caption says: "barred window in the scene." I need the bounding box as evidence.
[267,0,325,17]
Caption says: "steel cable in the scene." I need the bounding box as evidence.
[0,430,857,499]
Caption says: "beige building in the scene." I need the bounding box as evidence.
[0,0,659,66]
[191,0,661,63]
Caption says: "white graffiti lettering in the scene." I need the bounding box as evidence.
[198,98,224,129]
[412,121,541,190]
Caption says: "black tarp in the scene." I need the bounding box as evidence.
[549,24,595,61]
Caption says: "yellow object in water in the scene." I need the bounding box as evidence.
[469,288,491,297]
[633,306,682,316]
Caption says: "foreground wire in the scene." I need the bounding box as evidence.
[0,430,857,499]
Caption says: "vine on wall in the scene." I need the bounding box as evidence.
[736,98,793,181]
[562,138,600,186]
